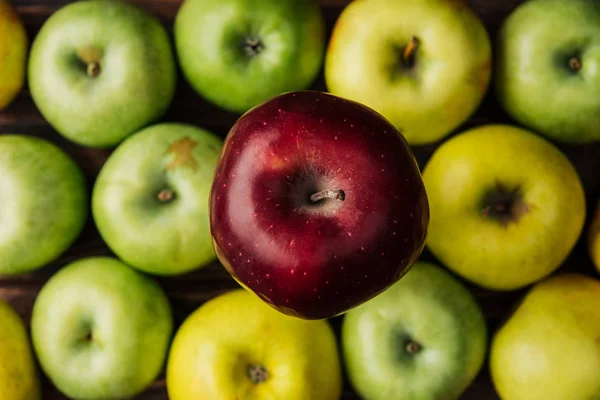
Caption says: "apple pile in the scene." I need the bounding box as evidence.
[0,0,599,399]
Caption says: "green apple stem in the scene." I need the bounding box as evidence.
[310,189,346,203]
[402,36,419,67]
[569,56,582,72]
[244,37,264,57]
[157,188,175,202]
[248,364,269,384]
[87,61,101,78]
[405,340,422,355]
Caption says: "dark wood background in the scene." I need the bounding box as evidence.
[1,0,599,398]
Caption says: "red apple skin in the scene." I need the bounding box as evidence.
[210,91,429,319]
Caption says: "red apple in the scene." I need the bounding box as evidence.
[210,91,429,319]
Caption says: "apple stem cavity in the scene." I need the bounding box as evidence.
[568,56,582,72]
[157,188,175,203]
[248,364,269,384]
[87,61,101,78]
[481,182,532,227]
[244,37,265,57]
[405,340,422,355]
[402,36,419,67]
[310,189,346,203]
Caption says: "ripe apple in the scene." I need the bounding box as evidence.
[324,0,491,145]
[342,261,487,400]
[174,0,325,114]
[495,0,600,143]
[166,288,342,400]
[210,91,429,320]
[0,135,88,276]
[587,200,600,274]
[92,123,223,275]
[0,299,41,400]
[422,124,586,290]
[490,273,600,400]
[31,256,173,399]
[0,0,27,110]
[28,0,177,148]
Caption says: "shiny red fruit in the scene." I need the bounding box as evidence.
[210,91,429,319]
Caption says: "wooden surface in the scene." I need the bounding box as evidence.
[1,0,599,399]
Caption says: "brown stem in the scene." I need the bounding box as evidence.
[310,189,345,203]
[157,189,175,202]
[248,364,269,384]
[87,62,101,78]
[405,340,422,355]
[402,36,419,65]
[244,37,264,57]
[569,56,582,72]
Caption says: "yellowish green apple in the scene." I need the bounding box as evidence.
[490,273,600,400]
[0,0,27,109]
[166,289,342,400]
[422,124,586,290]
[325,0,492,145]
[587,200,600,274]
[0,299,41,400]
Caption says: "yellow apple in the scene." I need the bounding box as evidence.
[0,0,27,109]
[422,124,586,290]
[490,273,600,400]
[166,289,343,400]
[0,299,41,399]
[587,200,600,274]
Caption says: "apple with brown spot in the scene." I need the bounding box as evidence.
[92,123,223,276]
[210,91,429,320]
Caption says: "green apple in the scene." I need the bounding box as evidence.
[0,0,28,110]
[0,135,87,276]
[490,273,600,400]
[174,0,325,114]
[341,261,487,400]
[31,256,173,399]
[495,0,600,143]
[422,124,586,290]
[166,288,342,400]
[92,123,222,275]
[325,0,491,145]
[0,299,41,399]
[28,0,177,148]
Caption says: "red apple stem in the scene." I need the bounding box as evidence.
[310,189,345,203]
[402,36,419,64]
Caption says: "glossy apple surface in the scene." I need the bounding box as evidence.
[210,91,429,320]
